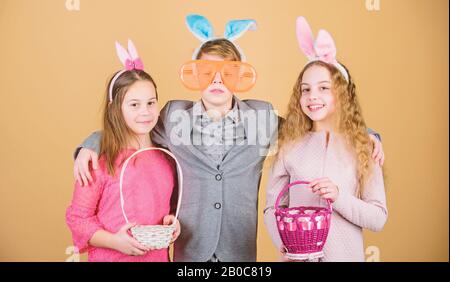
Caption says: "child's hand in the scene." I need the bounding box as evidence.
[280,245,292,262]
[369,134,385,166]
[163,215,181,244]
[309,177,339,203]
[74,148,99,187]
[112,222,150,256]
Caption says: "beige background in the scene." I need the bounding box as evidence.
[0,0,448,262]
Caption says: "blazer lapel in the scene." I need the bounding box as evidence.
[221,97,258,166]
[174,103,219,171]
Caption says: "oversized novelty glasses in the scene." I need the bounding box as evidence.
[180,60,257,92]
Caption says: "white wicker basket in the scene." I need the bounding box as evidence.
[119,147,183,250]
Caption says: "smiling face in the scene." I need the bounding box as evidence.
[121,80,159,137]
[299,64,337,131]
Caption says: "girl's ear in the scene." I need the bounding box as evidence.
[115,41,131,66]
[127,39,140,60]
[296,16,316,60]
[224,19,257,42]
[186,14,214,42]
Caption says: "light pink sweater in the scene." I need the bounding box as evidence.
[264,131,387,262]
[66,149,176,262]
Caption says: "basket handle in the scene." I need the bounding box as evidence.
[119,147,183,225]
[274,180,332,213]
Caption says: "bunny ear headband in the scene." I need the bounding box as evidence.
[296,16,349,82]
[186,14,257,61]
[108,39,145,103]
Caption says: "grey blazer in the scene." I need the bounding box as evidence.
[77,97,278,262]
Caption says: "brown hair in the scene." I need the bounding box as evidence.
[196,38,241,61]
[100,69,158,176]
[277,61,373,197]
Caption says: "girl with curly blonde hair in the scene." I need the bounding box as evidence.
[264,17,388,262]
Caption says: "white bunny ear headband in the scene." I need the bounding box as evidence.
[108,39,145,103]
[186,14,257,61]
[296,16,349,82]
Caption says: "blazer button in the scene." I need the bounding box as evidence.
[215,174,222,181]
[214,203,222,209]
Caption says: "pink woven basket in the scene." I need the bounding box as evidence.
[274,180,332,261]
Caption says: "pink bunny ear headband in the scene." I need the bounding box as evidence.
[296,16,349,82]
[108,39,145,103]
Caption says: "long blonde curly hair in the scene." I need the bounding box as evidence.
[277,60,373,197]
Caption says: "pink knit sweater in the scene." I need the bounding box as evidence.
[264,131,387,262]
[66,149,176,262]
